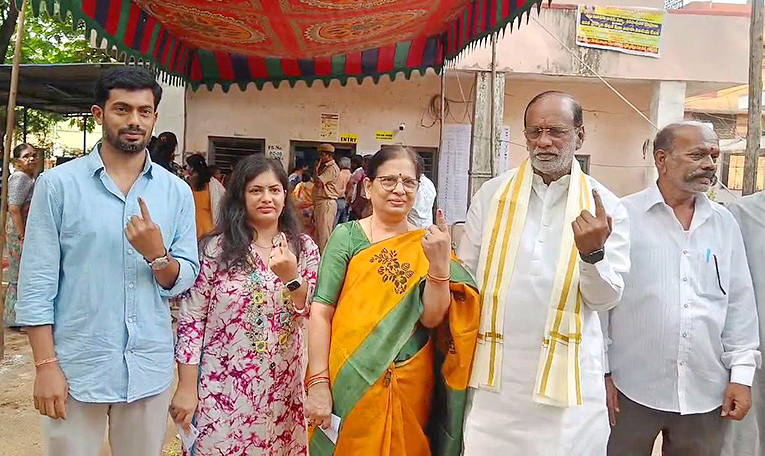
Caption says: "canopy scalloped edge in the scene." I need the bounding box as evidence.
[18,0,546,91]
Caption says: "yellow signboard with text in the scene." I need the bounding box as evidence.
[375,131,394,141]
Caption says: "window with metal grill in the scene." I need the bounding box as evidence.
[208,136,265,175]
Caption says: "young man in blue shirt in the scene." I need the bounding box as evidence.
[16,66,200,455]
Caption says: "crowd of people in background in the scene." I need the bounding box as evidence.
[284,144,438,252]
[9,65,765,456]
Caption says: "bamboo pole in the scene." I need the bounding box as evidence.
[744,0,764,196]
[0,0,27,361]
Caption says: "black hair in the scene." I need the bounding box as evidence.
[94,66,162,109]
[351,154,363,170]
[368,146,422,180]
[301,170,313,183]
[291,158,308,174]
[150,132,178,171]
[204,155,304,271]
[12,143,34,159]
[524,91,583,128]
[186,153,212,191]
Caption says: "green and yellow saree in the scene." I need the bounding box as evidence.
[310,222,480,456]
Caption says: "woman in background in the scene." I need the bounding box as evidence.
[4,143,38,327]
[186,153,226,239]
[293,170,316,239]
[149,131,184,178]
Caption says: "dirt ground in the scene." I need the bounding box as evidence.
[0,330,182,456]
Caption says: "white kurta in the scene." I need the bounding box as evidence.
[457,171,630,456]
[606,185,760,415]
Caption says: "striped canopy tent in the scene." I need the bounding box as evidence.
[19,0,545,90]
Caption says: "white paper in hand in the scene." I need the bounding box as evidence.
[319,414,341,444]
[177,423,200,452]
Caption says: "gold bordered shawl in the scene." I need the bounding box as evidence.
[468,158,593,407]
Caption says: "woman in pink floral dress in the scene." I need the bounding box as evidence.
[171,155,320,455]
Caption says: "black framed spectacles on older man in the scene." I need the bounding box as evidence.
[523,126,581,140]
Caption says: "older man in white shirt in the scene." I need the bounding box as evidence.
[458,91,630,455]
[604,122,761,456]
[723,190,765,456]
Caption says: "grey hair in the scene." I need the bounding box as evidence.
[653,121,717,155]
[338,157,352,169]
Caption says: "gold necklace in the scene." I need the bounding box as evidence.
[253,231,277,249]
[369,218,407,243]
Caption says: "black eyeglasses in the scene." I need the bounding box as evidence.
[523,126,580,140]
[375,174,419,193]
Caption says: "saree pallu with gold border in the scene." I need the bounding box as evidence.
[309,230,480,456]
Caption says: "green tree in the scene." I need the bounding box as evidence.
[0,1,110,153]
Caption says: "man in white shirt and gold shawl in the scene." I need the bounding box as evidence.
[458,91,631,455]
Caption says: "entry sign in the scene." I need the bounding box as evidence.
[340,133,358,143]
[375,131,394,141]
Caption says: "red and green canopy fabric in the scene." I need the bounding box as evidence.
[21,0,545,90]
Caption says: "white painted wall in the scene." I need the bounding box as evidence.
[154,81,186,157]
[186,72,659,196]
[185,71,453,164]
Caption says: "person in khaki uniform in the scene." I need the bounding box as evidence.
[313,144,341,251]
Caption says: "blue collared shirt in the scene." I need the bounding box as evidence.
[16,147,200,403]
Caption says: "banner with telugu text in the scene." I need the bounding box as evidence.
[576,5,666,58]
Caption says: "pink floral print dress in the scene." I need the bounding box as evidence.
[176,234,320,455]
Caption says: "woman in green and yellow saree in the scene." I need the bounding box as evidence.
[305,146,481,456]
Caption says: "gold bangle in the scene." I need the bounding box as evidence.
[306,369,329,384]
[426,273,450,284]
[305,377,330,391]
[34,357,58,368]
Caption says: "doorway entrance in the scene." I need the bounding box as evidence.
[289,140,357,173]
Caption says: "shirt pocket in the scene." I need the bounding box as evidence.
[695,251,728,301]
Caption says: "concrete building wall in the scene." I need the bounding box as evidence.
[457,5,749,91]
[185,71,458,161]
[186,72,655,196]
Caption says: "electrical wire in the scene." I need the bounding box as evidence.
[529,15,658,131]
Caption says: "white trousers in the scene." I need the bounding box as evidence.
[42,387,172,456]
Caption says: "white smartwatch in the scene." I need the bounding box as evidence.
[285,276,303,292]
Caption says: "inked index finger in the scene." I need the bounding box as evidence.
[592,189,606,220]
[138,197,152,222]
[436,208,448,231]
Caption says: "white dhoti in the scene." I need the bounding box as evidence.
[463,304,609,456]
